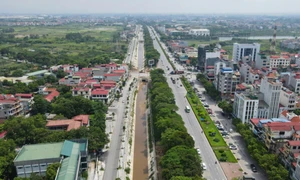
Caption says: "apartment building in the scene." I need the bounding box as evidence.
[260,76,282,118]
[233,43,260,62]
[0,95,23,119]
[14,94,34,114]
[269,55,291,68]
[255,53,269,69]
[280,87,297,111]
[214,67,240,95]
[290,73,300,94]
[233,92,259,124]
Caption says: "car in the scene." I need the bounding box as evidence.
[204,104,209,108]
[196,148,201,155]
[230,146,237,150]
[202,163,207,170]
[122,100,125,103]
[250,164,257,172]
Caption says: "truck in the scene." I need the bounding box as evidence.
[170,70,184,75]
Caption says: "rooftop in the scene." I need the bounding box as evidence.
[288,141,300,147]
[14,142,63,162]
[25,70,49,77]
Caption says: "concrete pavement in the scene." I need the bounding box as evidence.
[149,26,227,180]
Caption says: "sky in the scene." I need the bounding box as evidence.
[1,0,300,15]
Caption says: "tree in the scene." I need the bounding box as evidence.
[46,163,60,180]
[218,101,233,114]
[161,129,194,152]
[56,69,67,79]
[189,57,198,67]
[31,95,52,115]
[160,146,203,180]
[0,139,16,180]
[294,109,300,115]
[4,115,46,146]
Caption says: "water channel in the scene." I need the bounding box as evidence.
[132,82,148,180]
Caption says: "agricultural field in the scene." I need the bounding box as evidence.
[0,24,128,76]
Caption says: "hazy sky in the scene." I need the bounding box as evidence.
[1,0,300,15]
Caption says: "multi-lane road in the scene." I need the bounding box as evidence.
[149,26,227,180]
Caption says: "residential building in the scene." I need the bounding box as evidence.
[72,87,91,99]
[290,73,300,94]
[0,95,23,119]
[233,43,260,62]
[46,115,89,131]
[104,73,122,82]
[233,92,259,124]
[260,76,282,118]
[255,53,269,69]
[269,55,291,68]
[280,87,297,111]
[14,139,88,179]
[14,94,34,114]
[214,67,240,95]
[91,89,109,103]
[188,29,210,36]
[59,75,81,86]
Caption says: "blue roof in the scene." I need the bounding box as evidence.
[258,118,289,128]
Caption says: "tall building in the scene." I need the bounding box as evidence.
[232,43,260,62]
[259,76,282,118]
[214,66,240,95]
[233,92,259,124]
[197,45,207,70]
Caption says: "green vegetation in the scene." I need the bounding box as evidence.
[218,101,233,115]
[196,74,221,101]
[0,25,127,73]
[150,69,203,180]
[46,163,60,180]
[232,118,288,180]
[214,149,237,163]
[143,26,160,66]
[181,77,237,163]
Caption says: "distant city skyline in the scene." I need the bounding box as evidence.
[2,0,300,15]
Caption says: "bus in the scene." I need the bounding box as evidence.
[185,106,191,113]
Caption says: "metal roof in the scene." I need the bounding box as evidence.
[56,141,80,180]
[25,70,49,76]
[14,142,63,162]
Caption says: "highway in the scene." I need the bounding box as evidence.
[149,27,227,180]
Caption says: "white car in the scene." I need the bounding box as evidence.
[202,163,207,170]
[196,148,201,155]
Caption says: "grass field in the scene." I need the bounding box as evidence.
[0,24,127,76]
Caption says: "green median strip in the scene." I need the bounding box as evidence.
[181,77,237,163]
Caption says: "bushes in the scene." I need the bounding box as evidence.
[150,69,203,180]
